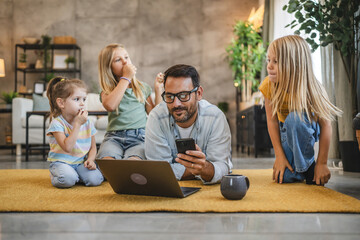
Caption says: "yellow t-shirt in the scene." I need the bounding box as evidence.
[258,77,289,123]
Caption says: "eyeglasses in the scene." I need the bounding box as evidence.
[161,87,198,103]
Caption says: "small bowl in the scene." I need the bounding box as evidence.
[23,37,40,45]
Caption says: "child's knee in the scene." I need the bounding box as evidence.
[82,172,104,186]
[51,173,78,188]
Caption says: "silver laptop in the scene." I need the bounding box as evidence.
[97,159,201,198]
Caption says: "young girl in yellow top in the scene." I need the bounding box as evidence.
[97,43,163,160]
[259,35,342,185]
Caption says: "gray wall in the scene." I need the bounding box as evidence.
[0,0,260,146]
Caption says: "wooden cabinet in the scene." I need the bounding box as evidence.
[236,105,272,157]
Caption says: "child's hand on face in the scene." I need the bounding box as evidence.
[84,159,96,170]
[74,109,88,126]
[122,63,137,80]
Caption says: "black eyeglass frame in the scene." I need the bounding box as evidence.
[161,87,199,103]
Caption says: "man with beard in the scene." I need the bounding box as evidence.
[145,64,232,184]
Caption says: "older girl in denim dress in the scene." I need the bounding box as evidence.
[259,35,342,185]
[97,43,163,160]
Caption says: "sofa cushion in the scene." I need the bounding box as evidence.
[86,93,106,111]
[88,116,97,125]
[95,116,108,130]
[32,94,50,111]
[21,115,50,128]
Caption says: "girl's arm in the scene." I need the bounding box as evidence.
[101,63,136,112]
[84,135,97,170]
[154,73,164,106]
[145,72,164,114]
[101,80,129,112]
[314,118,331,185]
[145,95,155,114]
[264,98,294,183]
[52,111,88,153]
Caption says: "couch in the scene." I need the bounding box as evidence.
[12,93,108,156]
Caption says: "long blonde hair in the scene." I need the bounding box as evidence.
[46,77,88,122]
[268,35,342,122]
[98,43,145,104]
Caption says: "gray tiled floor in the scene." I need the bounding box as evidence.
[1,150,360,239]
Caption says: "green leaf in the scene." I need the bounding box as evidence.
[225,20,266,89]
[295,11,303,19]
[288,2,298,13]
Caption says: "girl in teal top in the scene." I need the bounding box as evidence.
[97,43,163,160]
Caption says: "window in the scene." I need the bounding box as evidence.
[272,0,322,82]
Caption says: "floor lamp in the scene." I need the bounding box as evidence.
[0,59,5,77]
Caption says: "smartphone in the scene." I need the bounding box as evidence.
[175,138,196,154]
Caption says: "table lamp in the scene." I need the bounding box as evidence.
[0,59,5,77]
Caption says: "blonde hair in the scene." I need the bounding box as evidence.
[268,35,342,122]
[46,77,88,122]
[98,43,146,104]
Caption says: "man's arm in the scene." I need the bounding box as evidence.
[176,144,214,181]
[177,108,231,184]
[201,110,232,184]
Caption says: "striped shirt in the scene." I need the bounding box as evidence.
[46,115,97,164]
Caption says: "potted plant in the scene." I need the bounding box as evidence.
[65,56,76,69]
[41,73,55,83]
[283,0,360,171]
[18,53,27,69]
[40,34,52,68]
[1,91,19,108]
[217,102,229,114]
[226,20,266,103]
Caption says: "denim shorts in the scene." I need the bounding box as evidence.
[97,128,145,160]
[278,112,320,183]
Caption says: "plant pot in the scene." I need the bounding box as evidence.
[339,141,360,172]
[35,59,43,69]
[18,62,27,69]
[67,63,75,69]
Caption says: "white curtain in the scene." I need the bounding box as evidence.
[321,46,340,158]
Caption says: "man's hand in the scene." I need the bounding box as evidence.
[273,155,293,184]
[314,162,331,185]
[175,144,214,181]
[84,159,96,170]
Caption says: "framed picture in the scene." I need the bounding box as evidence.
[53,54,68,69]
[34,82,45,94]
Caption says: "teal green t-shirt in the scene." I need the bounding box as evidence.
[103,82,152,131]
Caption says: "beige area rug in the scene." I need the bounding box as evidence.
[1,169,360,213]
